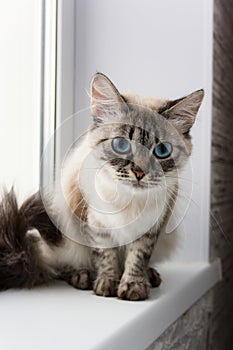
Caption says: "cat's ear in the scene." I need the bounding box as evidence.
[90,73,125,123]
[162,89,204,134]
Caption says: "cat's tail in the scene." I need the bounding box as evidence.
[0,188,62,291]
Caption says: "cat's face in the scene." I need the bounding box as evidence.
[88,73,204,191]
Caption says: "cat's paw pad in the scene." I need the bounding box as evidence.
[147,267,162,288]
[118,279,150,301]
[94,276,119,297]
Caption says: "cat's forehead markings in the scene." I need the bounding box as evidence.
[127,109,164,135]
[128,126,134,140]
[117,123,156,144]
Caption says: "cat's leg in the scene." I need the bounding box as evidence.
[51,238,94,290]
[118,233,157,301]
[58,266,92,290]
[93,248,120,297]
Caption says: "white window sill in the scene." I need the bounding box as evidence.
[0,260,221,350]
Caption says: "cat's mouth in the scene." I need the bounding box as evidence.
[132,181,148,189]
[118,178,150,189]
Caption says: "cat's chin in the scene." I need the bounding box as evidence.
[118,179,154,190]
[132,182,149,189]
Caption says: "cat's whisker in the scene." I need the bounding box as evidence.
[156,184,180,225]
[65,186,79,199]
[153,188,160,233]
[70,197,85,215]
[62,180,85,199]
[80,201,87,223]
[169,187,199,208]
[209,210,232,247]
[165,187,196,212]
[163,190,178,213]
[166,187,231,245]
[73,197,88,225]
[165,174,198,186]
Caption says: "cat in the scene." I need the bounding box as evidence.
[0,73,204,300]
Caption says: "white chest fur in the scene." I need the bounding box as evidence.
[86,171,168,247]
[60,139,170,248]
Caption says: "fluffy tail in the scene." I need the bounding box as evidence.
[0,189,62,291]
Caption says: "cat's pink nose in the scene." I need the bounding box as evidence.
[132,165,145,181]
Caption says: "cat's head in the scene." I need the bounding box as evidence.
[87,73,204,191]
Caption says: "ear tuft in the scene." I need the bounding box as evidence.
[91,73,125,122]
[162,89,204,134]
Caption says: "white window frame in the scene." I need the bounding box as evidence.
[0,0,42,200]
[41,0,76,188]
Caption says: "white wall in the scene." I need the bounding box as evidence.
[0,0,42,201]
[72,0,213,262]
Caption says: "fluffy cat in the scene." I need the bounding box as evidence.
[0,73,204,300]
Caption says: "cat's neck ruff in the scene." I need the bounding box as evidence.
[60,136,177,248]
[84,167,170,247]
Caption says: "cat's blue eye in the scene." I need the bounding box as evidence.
[154,142,172,159]
[112,138,131,154]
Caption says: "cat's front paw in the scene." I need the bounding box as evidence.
[118,277,150,301]
[94,276,119,297]
[59,268,92,290]
[147,267,162,288]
